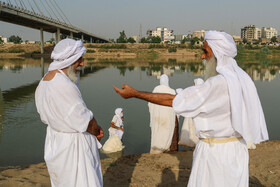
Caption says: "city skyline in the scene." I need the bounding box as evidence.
[0,0,280,41]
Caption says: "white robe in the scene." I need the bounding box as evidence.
[173,75,249,187]
[35,72,103,187]
[148,85,176,154]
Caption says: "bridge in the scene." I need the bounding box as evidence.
[0,0,109,53]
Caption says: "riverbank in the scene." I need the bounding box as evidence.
[0,43,201,59]
[0,140,279,187]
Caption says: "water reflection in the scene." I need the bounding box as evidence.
[92,59,280,82]
[101,150,123,159]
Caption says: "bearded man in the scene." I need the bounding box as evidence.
[114,31,268,186]
[35,38,104,187]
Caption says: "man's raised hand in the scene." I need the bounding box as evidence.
[113,84,137,99]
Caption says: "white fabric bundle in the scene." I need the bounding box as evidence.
[205,31,269,144]
[48,39,86,71]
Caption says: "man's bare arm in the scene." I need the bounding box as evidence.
[113,84,175,107]
[87,117,104,141]
[110,122,124,132]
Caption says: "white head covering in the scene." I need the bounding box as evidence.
[205,30,268,144]
[115,108,123,127]
[160,74,169,87]
[48,38,86,71]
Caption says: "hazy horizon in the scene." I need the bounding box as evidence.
[0,0,279,41]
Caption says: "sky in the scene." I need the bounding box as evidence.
[0,0,280,41]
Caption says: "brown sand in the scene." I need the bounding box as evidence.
[0,140,279,187]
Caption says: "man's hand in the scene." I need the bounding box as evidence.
[96,126,104,141]
[87,117,104,141]
[113,84,137,99]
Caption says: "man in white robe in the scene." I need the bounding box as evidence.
[114,31,269,186]
[35,38,104,187]
[148,74,176,154]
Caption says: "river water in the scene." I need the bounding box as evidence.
[0,57,279,166]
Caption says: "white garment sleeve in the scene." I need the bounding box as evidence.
[172,75,226,118]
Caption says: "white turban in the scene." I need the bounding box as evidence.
[160,74,169,87]
[205,30,268,144]
[48,39,86,71]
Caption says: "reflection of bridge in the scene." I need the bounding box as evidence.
[0,0,109,53]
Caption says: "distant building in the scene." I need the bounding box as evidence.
[241,25,261,41]
[278,35,280,42]
[261,27,278,39]
[147,27,174,42]
[241,25,278,42]
[192,30,207,39]
[0,35,8,43]
[132,36,138,43]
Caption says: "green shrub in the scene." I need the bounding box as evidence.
[99,44,127,49]
[87,49,95,53]
[168,46,177,53]
[31,51,41,54]
[8,48,25,53]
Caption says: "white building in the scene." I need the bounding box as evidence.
[192,30,207,39]
[261,27,278,39]
[241,25,261,41]
[241,25,278,41]
[147,27,174,42]
[0,35,8,43]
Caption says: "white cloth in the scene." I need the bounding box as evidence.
[173,75,248,187]
[205,30,268,144]
[179,78,203,147]
[102,134,125,153]
[108,108,124,139]
[148,74,176,154]
[48,39,86,71]
[35,71,102,187]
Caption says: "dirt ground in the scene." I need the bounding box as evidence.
[0,140,279,187]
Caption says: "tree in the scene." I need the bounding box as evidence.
[127,37,136,43]
[116,30,127,43]
[0,37,3,44]
[140,37,149,43]
[8,35,23,44]
[271,36,277,43]
[151,36,161,43]
[190,37,200,47]
[242,38,247,44]
[181,38,188,44]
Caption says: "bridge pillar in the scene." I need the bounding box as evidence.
[56,28,61,43]
[70,32,73,39]
[40,28,44,54]
[81,34,84,42]
[41,57,45,77]
[90,37,93,43]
